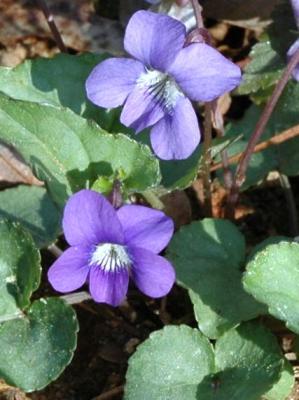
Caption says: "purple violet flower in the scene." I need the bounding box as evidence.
[287,38,299,81]
[146,0,189,5]
[86,10,241,160]
[288,0,299,81]
[48,190,175,306]
[290,0,299,25]
[145,0,161,4]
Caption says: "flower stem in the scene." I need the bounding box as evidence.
[190,0,204,28]
[91,386,124,400]
[225,47,299,219]
[211,99,233,189]
[142,190,165,210]
[279,173,299,236]
[190,0,213,216]
[61,291,92,304]
[36,0,68,53]
[47,243,63,257]
[202,102,213,216]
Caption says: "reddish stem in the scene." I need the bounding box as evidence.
[225,47,299,219]
[36,0,68,53]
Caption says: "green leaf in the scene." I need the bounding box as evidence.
[274,82,299,176]
[237,40,285,100]
[0,93,161,207]
[247,236,292,262]
[220,137,277,190]
[167,219,265,338]
[110,109,240,191]
[0,53,116,129]
[125,322,284,400]
[109,112,203,191]
[222,86,299,189]
[0,185,61,248]
[243,242,299,334]
[125,325,215,400]
[221,105,278,190]
[237,1,296,104]
[168,218,246,268]
[0,220,41,321]
[104,101,238,192]
[263,360,294,400]
[159,147,202,190]
[159,136,238,191]
[209,322,284,400]
[0,297,78,392]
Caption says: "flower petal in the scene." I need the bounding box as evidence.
[63,190,124,247]
[124,10,186,71]
[48,246,90,293]
[120,85,165,132]
[89,267,129,306]
[130,247,175,298]
[290,0,299,27]
[169,43,242,102]
[86,58,145,108]
[150,97,200,160]
[287,39,299,81]
[117,205,174,253]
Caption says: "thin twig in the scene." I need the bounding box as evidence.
[36,0,68,53]
[279,173,299,236]
[211,124,299,172]
[201,102,213,216]
[91,385,124,400]
[225,48,299,218]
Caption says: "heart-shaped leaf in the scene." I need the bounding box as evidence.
[0,185,61,248]
[237,41,285,102]
[125,325,214,400]
[0,53,117,128]
[125,322,284,400]
[263,360,294,400]
[244,242,299,334]
[0,297,78,392]
[167,218,246,269]
[247,236,292,262]
[167,219,264,338]
[0,93,161,207]
[0,219,41,321]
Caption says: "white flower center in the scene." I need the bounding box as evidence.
[90,243,131,272]
[137,69,183,112]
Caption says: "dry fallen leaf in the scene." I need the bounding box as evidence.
[0,143,43,187]
[0,380,30,400]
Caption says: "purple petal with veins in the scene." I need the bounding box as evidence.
[48,190,175,306]
[86,10,241,160]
